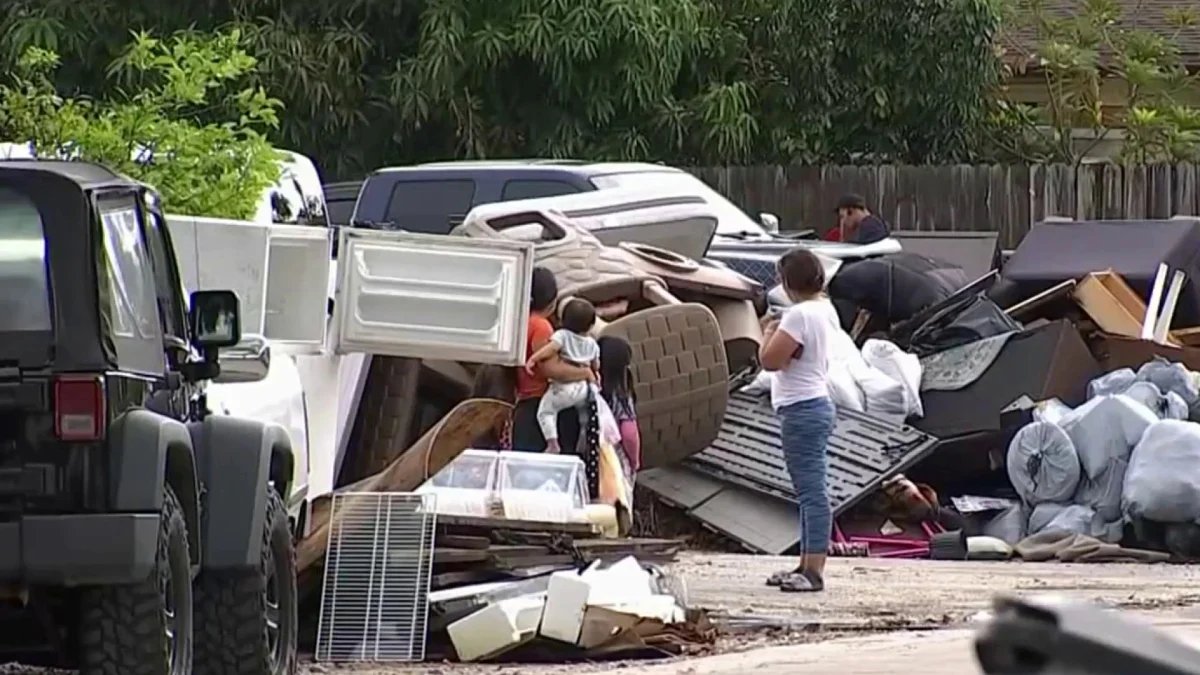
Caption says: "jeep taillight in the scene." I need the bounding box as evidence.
[54,375,106,442]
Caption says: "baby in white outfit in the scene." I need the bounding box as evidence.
[524,298,600,453]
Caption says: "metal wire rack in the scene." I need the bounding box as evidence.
[315,492,438,663]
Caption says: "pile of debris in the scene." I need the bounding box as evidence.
[295,397,703,665]
[643,218,1200,564]
[431,556,713,662]
[426,514,682,590]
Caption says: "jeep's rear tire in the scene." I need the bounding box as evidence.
[79,485,192,675]
[194,490,297,675]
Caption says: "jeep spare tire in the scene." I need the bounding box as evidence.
[194,490,298,675]
[79,484,192,675]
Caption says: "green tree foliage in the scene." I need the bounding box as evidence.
[989,0,1200,163]
[0,0,1002,177]
[0,29,282,219]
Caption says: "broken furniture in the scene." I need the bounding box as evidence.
[639,391,940,554]
[455,205,759,468]
[910,320,1100,490]
[1072,268,1188,346]
[1002,218,1200,327]
[436,555,707,663]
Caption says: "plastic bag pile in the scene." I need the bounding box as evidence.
[742,334,924,422]
[1006,359,1200,544]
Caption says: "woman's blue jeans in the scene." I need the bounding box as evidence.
[779,397,836,555]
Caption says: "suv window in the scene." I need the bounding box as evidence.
[501,179,579,201]
[99,201,160,340]
[142,209,188,339]
[384,179,476,234]
[0,187,52,332]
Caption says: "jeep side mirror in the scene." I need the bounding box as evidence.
[214,335,271,383]
[189,290,242,350]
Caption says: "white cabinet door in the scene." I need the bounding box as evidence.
[331,229,533,366]
[264,224,332,353]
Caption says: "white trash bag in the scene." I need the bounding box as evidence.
[1121,381,1189,420]
[1123,420,1200,523]
[1007,421,1082,505]
[862,339,924,418]
[1136,360,1199,406]
[1087,369,1136,399]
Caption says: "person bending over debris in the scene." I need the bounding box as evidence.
[511,267,593,453]
[526,298,601,454]
[758,247,841,593]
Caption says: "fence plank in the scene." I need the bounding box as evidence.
[685,164,1200,243]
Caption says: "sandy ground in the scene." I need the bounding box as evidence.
[290,552,1200,674]
[4,554,1198,673]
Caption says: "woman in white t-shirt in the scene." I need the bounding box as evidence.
[758,247,840,593]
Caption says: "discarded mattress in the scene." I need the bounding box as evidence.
[1002,218,1200,327]
[600,303,729,470]
[684,391,940,516]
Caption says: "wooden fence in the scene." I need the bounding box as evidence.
[689,164,1200,247]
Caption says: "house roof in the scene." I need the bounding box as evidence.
[1002,0,1200,67]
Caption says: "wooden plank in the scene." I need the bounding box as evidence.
[432,547,492,565]
[437,534,491,550]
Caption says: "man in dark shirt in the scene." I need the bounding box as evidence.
[834,193,889,244]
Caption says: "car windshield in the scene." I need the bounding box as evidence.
[0,187,53,332]
[589,171,766,237]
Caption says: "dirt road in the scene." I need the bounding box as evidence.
[7,554,1200,674]
[292,553,1200,674]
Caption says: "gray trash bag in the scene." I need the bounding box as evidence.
[1088,368,1136,399]
[1120,381,1188,420]
[1123,420,1200,523]
[1136,360,1199,406]
[1074,457,1128,523]
[1166,391,1191,420]
[1088,512,1125,544]
[1045,504,1095,535]
[982,504,1026,546]
[1030,503,1094,535]
[1007,421,1082,505]
[1060,395,1156,481]
[1028,502,1067,534]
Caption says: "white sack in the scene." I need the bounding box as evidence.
[1007,421,1081,505]
[862,339,924,419]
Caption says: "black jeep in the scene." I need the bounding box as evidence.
[0,160,299,675]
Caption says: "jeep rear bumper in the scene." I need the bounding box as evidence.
[0,514,159,585]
